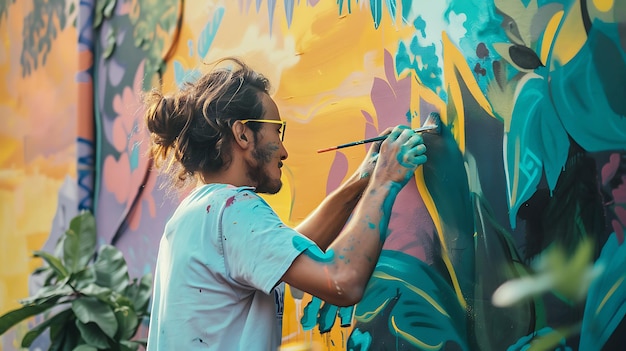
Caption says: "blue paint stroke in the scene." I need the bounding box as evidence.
[370,0,382,28]
[284,0,294,27]
[174,60,202,88]
[197,7,224,58]
[293,236,335,262]
[301,296,322,330]
[348,328,373,350]
[385,0,396,23]
[77,137,95,211]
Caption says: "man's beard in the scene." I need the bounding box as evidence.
[246,143,282,194]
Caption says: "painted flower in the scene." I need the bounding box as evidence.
[103,61,156,230]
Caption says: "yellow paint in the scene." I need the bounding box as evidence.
[540,11,564,67]
[371,271,451,316]
[354,298,391,322]
[390,316,443,350]
[0,2,78,348]
[595,276,624,314]
[549,0,587,65]
[509,137,522,208]
[414,32,497,308]
[593,0,614,12]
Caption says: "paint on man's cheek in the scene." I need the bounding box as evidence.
[292,236,335,262]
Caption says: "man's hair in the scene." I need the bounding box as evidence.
[144,57,271,189]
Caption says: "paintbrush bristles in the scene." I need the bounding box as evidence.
[316,111,442,153]
[423,112,441,135]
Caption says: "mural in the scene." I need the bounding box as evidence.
[1,0,625,350]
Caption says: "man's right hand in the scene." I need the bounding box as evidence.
[372,125,427,187]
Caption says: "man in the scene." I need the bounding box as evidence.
[144,57,427,350]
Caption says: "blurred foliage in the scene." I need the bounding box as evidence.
[0,212,152,350]
[128,0,179,86]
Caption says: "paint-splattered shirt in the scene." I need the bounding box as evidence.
[147,184,315,351]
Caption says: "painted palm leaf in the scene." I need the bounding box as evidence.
[579,231,626,350]
[348,250,468,351]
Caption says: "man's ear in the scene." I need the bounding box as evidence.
[232,121,251,149]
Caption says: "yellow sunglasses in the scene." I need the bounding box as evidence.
[240,119,287,141]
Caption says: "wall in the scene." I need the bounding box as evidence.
[1,0,625,350]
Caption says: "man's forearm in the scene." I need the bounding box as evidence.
[295,173,367,250]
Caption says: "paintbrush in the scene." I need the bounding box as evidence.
[317,112,441,153]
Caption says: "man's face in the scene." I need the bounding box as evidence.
[245,94,288,194]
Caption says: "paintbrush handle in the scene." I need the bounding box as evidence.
[317,124,437,153]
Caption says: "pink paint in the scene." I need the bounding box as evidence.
[225,196,236,208]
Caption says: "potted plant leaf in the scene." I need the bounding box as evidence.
[0,211,152,350]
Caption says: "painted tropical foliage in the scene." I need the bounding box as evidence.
[1,0,624,350]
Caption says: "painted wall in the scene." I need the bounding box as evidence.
[1,0,625,350]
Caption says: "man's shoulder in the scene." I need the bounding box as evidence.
[193,183,256,200]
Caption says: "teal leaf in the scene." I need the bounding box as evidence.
[72,297,118,338]
[349,250,469,350]
[506,76,569,227]
[94,245,130,292]
[385,0,396,23]
[370,0,382,28]
[549,28,626,153]
[580,230,626,350]
[63,211,97,273]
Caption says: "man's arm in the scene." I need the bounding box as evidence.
[295,172,366,250]
[282,126,427,307]
[295,132,387,250]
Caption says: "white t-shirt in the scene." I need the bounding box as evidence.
[147,184,315,350]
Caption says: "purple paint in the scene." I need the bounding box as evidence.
[225,196,236,208]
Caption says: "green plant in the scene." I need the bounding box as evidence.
[0,211,152,350]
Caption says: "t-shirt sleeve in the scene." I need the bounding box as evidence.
[219,189,316,295]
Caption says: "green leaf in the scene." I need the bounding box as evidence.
[125,274,152,313]
[21,308,73,347]
[102,27,116,59]
[50,319,81,351]
[72,297,118,338]
[50,312,75,341]
[0,301,57,334]
[120,340,141,351]
[73,345,98,351]
[18,283,73,305]
[103,0,117,18]
[75,319,111,349]
[34,250,69,280]
[114,305,139,340]
[72,266,96,290]
[94,245,130,292]
[80,283,114,303]
[64,211,97,274]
